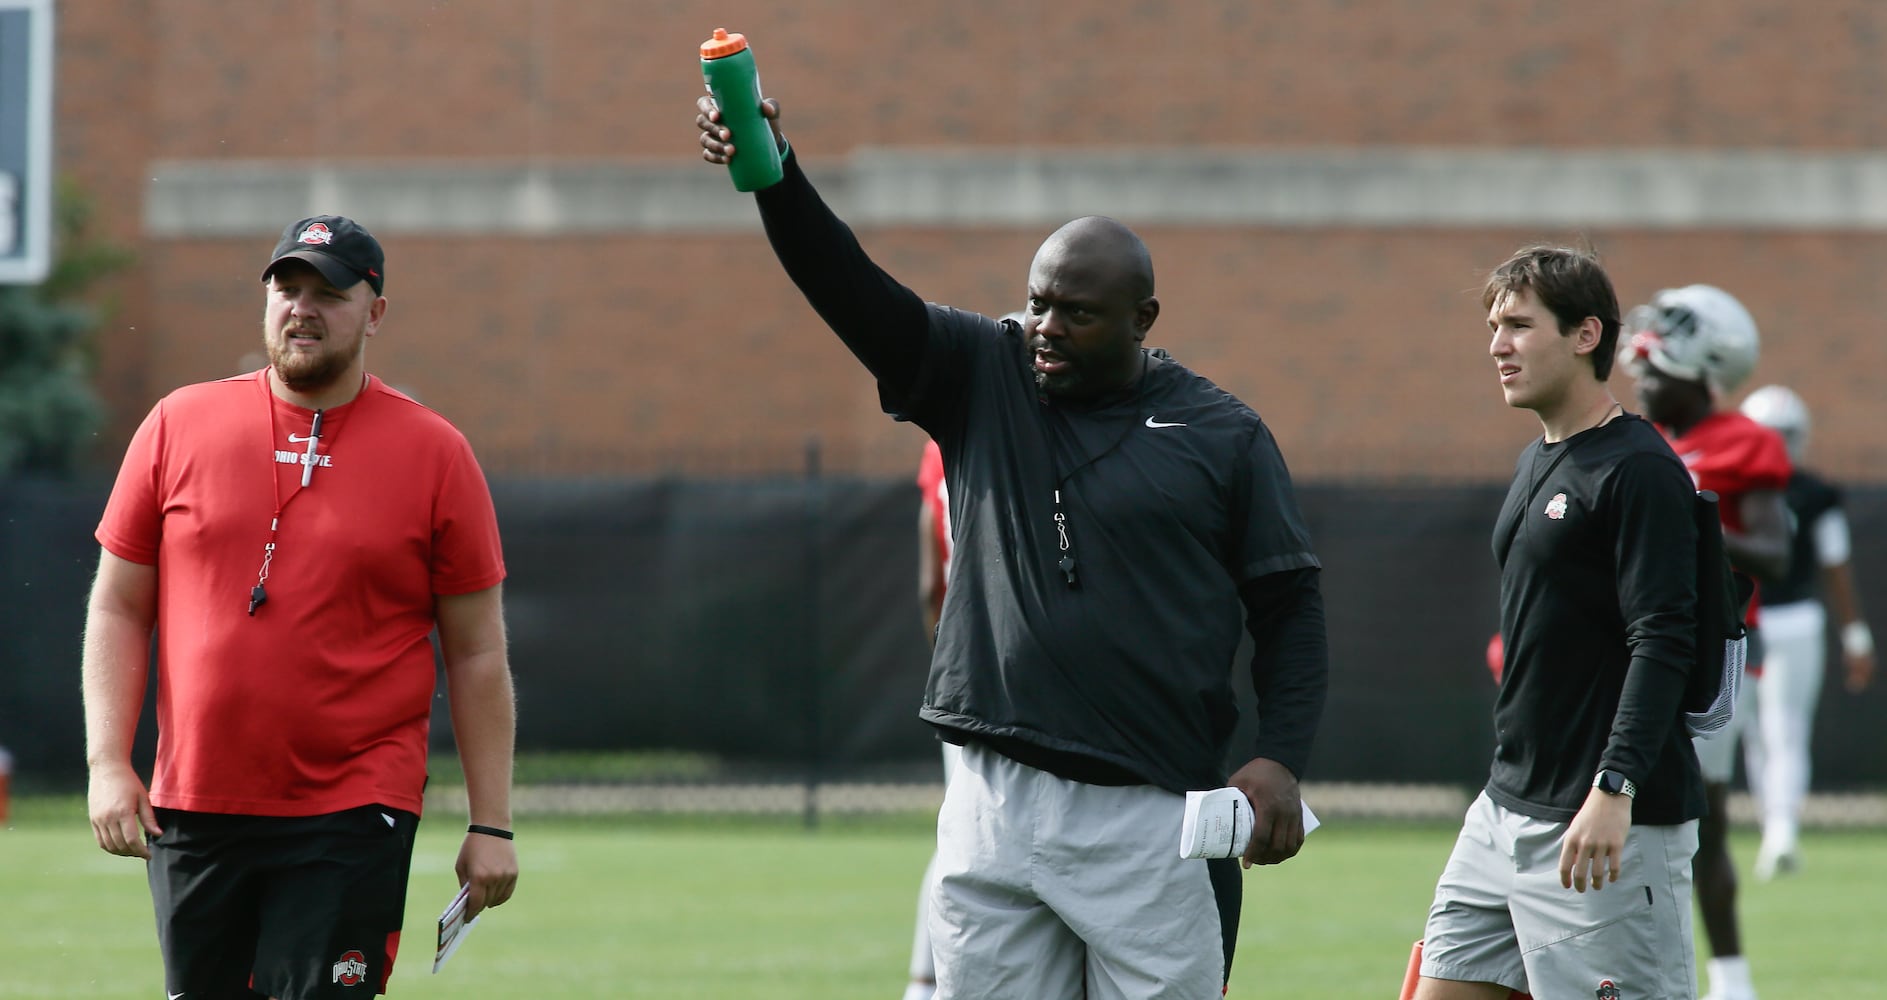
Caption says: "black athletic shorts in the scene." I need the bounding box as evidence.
[147,804,420,999]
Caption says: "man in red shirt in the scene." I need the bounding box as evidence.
[917,437,953,646]
[1619,284,1791,1000]
[903,437,955,1000]
[83,216,519,999]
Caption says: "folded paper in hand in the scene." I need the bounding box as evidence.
[1178,787,1321,860]
[433,884,481,973]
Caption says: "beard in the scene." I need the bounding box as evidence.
[266,323,362,393]
[1033,366,1080,396]
[1027,335,1114,399]
[1027,336,1079,397]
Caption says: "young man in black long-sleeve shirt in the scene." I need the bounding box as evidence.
[1412,247,1704,1000]
[696,98,1328,1000]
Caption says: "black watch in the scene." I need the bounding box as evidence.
[1593,769,1637,799]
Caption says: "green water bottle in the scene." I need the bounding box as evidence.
[700,27,785,192]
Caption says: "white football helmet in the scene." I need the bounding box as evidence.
[1741,383,1811,463]
[1617,284,1760,396]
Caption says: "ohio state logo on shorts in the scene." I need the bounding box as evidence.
[332,950,368,987]
[1595,980,1621,1000]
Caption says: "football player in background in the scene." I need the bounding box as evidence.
[1737,385,1875,880]
[1619,284,1791,1000]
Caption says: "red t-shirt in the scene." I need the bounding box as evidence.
[1662,410,1792,628]
[96,371,506,817]
[917,439,952,582]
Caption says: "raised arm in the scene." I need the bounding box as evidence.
[696,96,931,395]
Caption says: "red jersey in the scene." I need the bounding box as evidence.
[917,439,953,582]
[1662,410,1791,626]
[96,371,505,817]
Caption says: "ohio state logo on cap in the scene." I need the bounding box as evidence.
[332,950,368,986]
[264,215,386,294]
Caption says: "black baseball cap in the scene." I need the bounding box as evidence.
[261,215,385,295]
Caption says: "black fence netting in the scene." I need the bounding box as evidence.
[5,473,1885,803]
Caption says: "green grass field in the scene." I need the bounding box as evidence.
[4,798,1883,999]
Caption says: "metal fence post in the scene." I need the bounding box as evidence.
[802,435,823,829]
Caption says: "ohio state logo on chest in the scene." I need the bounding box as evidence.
[332,949,369,986]
[275,448,335,470]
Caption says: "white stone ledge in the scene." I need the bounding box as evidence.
[143,148,1887,237]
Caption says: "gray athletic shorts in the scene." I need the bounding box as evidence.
[928,741,1241,1000]
[1420,791,1698,998]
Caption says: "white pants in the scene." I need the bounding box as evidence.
[1743,600,1826,845]
[930,742,1232,1000]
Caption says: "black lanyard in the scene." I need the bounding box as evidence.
[1044,357,1158,589]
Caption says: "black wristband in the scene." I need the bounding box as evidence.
[467,824,514,840]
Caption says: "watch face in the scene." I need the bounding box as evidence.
[1598,771,1623,794]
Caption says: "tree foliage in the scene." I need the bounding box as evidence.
[0,178,134,476]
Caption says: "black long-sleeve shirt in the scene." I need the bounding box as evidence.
[1487,415,1705,825]
[755,152,1328,791]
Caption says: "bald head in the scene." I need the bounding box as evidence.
[1034,216,1155,302]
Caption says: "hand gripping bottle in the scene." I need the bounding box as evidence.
[700,27,785,192]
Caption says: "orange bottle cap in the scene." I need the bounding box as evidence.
[700,27,749,59]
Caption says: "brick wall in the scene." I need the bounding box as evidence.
[54,1,1887,479]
